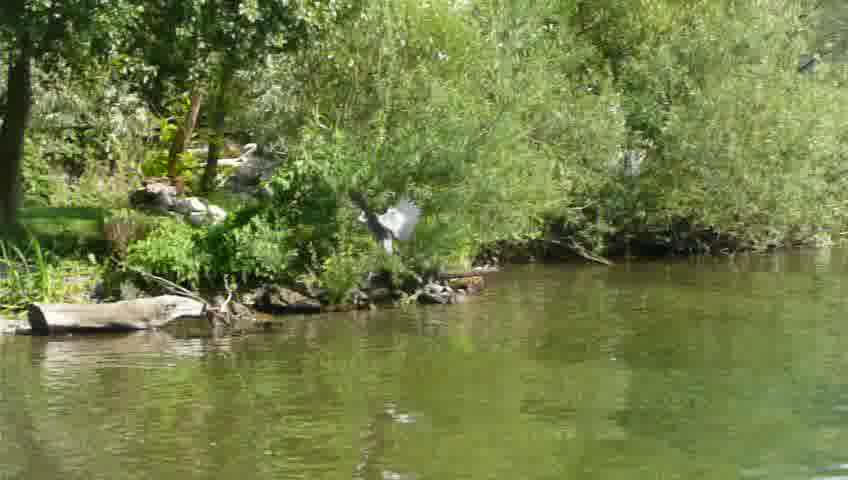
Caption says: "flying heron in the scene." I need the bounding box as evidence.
[350,191,421,254]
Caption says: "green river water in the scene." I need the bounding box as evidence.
[2,249,848,479]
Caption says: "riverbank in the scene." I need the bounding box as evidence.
[0,199,840,336]
[0,252,492,334]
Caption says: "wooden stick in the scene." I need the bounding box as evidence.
[567,240,614,266]
[121,263,208,305]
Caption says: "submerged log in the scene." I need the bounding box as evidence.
[28,295,206,334]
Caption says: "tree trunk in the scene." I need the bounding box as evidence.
[167,89,203,179]
[201,65,235,193]
[0,35,33,230]
[201,107,226,192]
[28,295,206,334]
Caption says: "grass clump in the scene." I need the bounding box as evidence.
[0,236,101,314]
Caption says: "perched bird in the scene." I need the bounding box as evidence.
[350,191,421,254]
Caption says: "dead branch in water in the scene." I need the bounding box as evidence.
[546,239,613,266]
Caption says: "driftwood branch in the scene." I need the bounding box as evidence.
[567,240,613,266]
[546,239,613,266]
[210,276,235,327]
[114,263,243,330]
[122,264,208,305]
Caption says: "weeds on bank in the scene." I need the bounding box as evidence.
[0,237,100,314]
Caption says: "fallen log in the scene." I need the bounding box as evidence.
[28,295,206,334]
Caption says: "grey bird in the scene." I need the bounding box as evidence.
[350,191,421,254]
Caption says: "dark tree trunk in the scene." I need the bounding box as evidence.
[147,73,166,116]
[201,65,234,193]
[167,89,203,179]
[201,106,226,193]
[0,35,33,230]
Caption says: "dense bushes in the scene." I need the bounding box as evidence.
[598,0,848,249]
[126,220,210,287]
[9,0,848,301]
[23,66,151,208]
[237,0,628,261]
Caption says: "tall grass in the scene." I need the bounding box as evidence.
[0,236,99,313]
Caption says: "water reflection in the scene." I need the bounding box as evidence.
[2,249,848,478]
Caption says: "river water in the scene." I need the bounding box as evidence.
[2,249,848,479]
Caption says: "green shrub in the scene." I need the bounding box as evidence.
[316,246,371,305]
[596,0,848,249]
[236,0,630,264]
[126,219,210,288]
[24,64,152,210]
[205,215,298,284]
[197,164,342,286]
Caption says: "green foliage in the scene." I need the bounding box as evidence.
[20,139,53,207]
[315,245,371,305]
[0,238,52,311]
[23,63,152,209]
[16,206,107,256]
[201,165,343,285]
[241,0,624,263]
[587,0,848,248]
[205,215,297,284]
[141,149,202,186]
[0,1,129,61]
[649,69,848,246]
[126,219,210,287]
[0,236,100,313]
[266,166,342,263]
[9,0,848,300]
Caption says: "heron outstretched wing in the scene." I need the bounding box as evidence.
[242,143,258,156]
[378,198,421,241]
